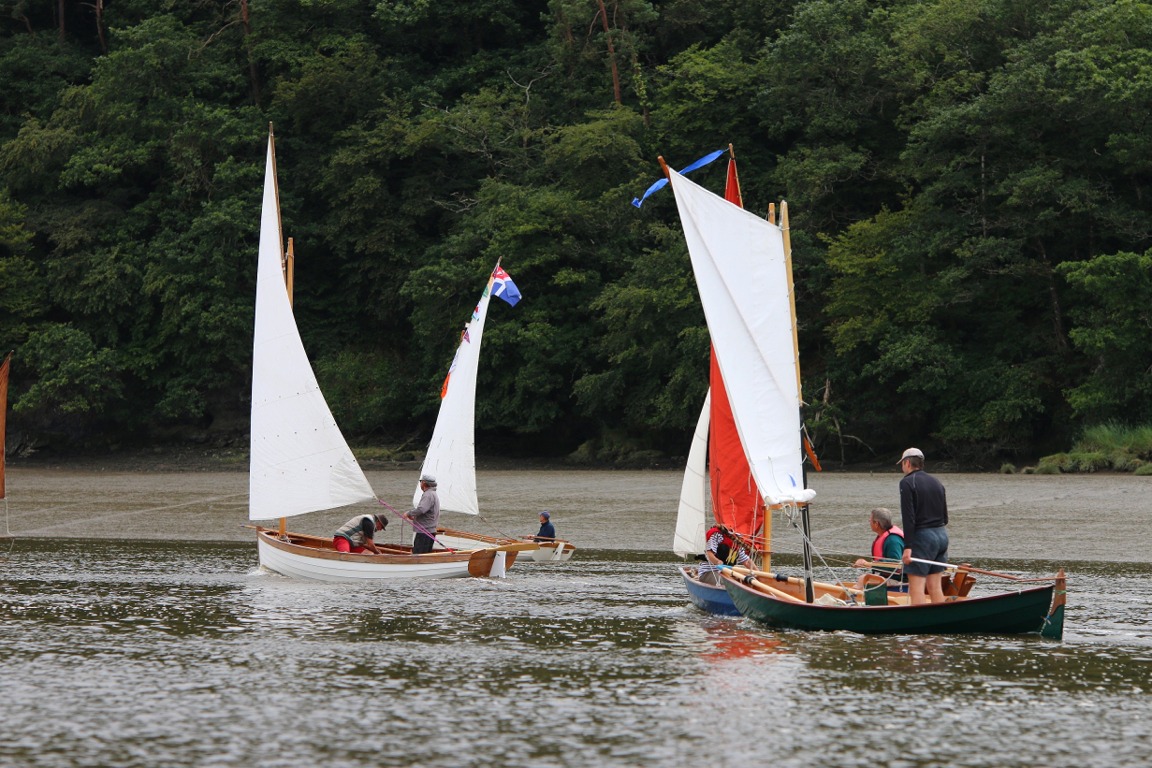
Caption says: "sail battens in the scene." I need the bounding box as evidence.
[668,170,814,506]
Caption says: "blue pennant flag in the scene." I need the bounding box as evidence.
[631,148,727,208]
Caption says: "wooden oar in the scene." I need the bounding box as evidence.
[727,564,866,598]
[910,557,1060,582]
[721,569,806,603]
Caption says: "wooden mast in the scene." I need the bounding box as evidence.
[269,123,291,540]
[779,200,814,601]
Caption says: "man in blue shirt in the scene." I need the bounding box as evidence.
[532,511,556,541]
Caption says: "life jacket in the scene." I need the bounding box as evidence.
[336,515,375,547]
[872,526,905,559]
[706,526,741,565]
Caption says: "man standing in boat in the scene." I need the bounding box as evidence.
[897,448,950,605]
[405,474,441,555]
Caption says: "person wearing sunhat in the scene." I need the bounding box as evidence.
[897,447,950,605]
[333,513,388,554]
[405,473,441,555]
[531,511,556,542]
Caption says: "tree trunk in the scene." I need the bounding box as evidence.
[240,0,262,107]
[94,0,107,54]
[595,0,622,105]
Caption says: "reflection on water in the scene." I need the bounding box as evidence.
[2,537,1152,768]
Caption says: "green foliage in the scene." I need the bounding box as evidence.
[13,324,125,439]
[1,0,1151,464]
[1059,250,1152,423]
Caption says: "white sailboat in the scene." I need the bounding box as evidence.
[413,264,559,561]
[413,267,500,518]
[248,129,531,580]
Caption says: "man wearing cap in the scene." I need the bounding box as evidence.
[333,514,388,554]
[406,474,441,555]
[897,448,949,605]
[531,511,556,542]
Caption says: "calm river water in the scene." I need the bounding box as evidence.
[2,468,1150,767]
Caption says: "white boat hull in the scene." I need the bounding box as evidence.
[255,529,532,581]
[524,541,575,563]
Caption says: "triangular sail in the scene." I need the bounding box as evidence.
[414,268,499,515]
[668,170,814,505]
[248,133,375,521]
[674,391,710,558]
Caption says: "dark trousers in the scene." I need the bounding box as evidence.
[412,532,435,555]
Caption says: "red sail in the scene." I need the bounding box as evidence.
[708,157,762,538]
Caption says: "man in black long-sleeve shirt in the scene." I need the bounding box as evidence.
[897,448,950,605]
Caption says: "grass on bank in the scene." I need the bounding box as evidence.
[1015,423,1152,475]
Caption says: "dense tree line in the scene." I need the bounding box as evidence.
[1,0,1149,466]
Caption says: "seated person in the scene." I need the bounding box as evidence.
[333,513,387,554]
[530,510,556,542]
[697,525,753,585]
[853,507,905,590]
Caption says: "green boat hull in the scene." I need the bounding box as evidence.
[723,576,1060,636]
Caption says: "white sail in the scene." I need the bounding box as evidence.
[673,390,710,558]
[667,170,814,506]
[248,135,376,521]
[414,271,498,515]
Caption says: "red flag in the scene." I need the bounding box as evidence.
[724,157,743,208]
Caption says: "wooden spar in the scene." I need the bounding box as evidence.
[269,124,282,259]
[780,201,801,403]
[285,238,295,306]
[730,564,860,595]
[778,200,816,600]
[657,155,670,179]
[270,122,289,541]
[730,572,806,603]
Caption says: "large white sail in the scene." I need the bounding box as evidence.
[414,271,498,516]
[248,135,376,521]
[667,170,814,505]
[673,390,710,558]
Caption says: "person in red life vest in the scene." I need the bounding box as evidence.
[697,525,753,584]
[853,507,906,590]
[333,513,388,554]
